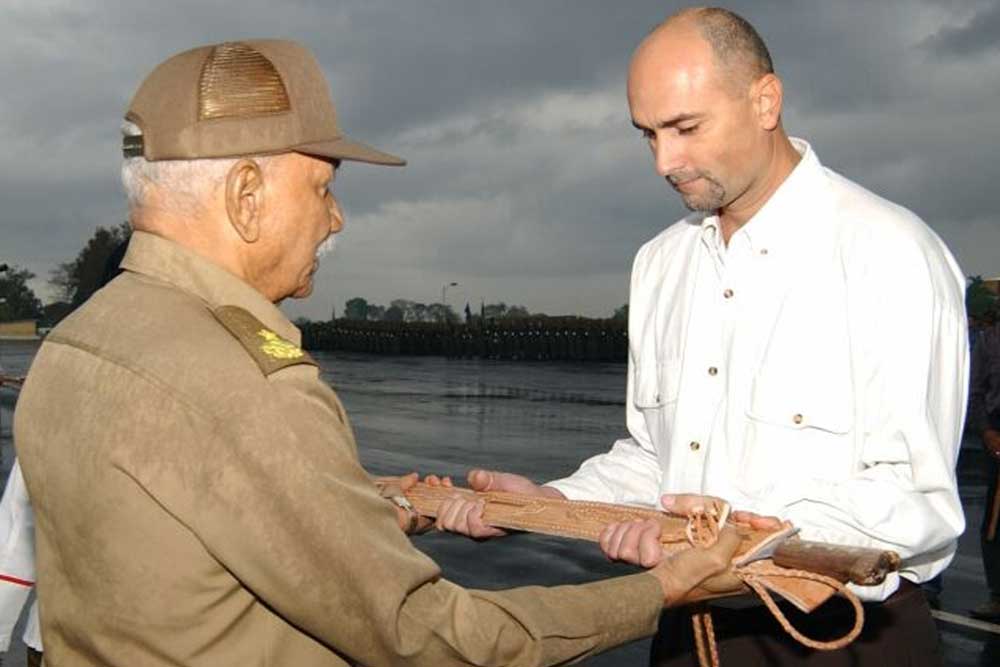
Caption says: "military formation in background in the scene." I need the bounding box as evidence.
[301,316,628,362]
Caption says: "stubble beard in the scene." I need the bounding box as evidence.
[669,171,727,212]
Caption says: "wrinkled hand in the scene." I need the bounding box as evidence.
[598,493,783,567]
[649,526,746,607]
[422,473,454,490]
[599,518,665,567]
[431,469,564,539]
[379,472,439,535]
[984,430,1000,460]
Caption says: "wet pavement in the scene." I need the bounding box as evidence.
[1,342,997,665]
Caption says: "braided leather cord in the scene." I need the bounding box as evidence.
[685,509,865,667]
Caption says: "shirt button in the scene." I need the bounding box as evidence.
[792,413,804,425]
[760,248,769,256]
[708,366,718,376]
[723,288,734,299]
[655,393,661,403]
[689,441,701,451]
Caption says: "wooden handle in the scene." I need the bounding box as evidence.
[771,539,901,586]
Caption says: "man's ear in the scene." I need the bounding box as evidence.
[752,73,783,131]
[225,159,265,243]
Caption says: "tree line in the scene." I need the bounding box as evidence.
[2,223,997,330]
[1,223,130,327]
[340,297,548,325]
[3,222,630,328]
[968,275,1000,324]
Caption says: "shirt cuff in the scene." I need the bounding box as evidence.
[542,478,601,502]
[848,572,900,602]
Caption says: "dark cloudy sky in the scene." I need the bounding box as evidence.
[2,0,998,320]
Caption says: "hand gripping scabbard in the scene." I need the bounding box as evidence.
[374,477,902,661]
[374,477,898,587]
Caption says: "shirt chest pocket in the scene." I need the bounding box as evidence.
[633,359,682,442]
[745,372,851,434]
[739,361,855,495]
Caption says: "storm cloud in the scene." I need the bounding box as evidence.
[1,0,997,320]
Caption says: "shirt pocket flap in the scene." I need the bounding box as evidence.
[746,374,851,435]
[633,359,682,409]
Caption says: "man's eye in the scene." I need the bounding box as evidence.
[641,129,655,141]
[678,125,698,135]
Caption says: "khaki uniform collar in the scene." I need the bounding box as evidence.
[121,231,301,345]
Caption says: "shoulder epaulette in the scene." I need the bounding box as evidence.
[212,305,317,376]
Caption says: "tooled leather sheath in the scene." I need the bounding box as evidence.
[373,477,899,592]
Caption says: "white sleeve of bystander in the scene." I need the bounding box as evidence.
[0,460,36,652]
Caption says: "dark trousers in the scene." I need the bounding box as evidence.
[650,580,940,666]
[983,437,1000,599]
[26,647,42,667]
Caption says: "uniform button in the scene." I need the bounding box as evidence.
[723,288,734,299]
[792,413,803,425]
[708,366,718,376]
[689,441,701,451]
[760,248,769,256]
[655,393,661,403]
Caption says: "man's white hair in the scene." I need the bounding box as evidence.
[120,120,275,215]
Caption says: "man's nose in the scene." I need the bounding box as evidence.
[328,195,345,233]
[653,138,684,179]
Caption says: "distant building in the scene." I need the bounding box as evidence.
[0,319,38,339]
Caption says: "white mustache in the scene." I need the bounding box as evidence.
[315,234,338,260]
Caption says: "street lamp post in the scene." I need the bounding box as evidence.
[441,281,458,306]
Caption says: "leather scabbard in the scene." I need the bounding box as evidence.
[374,477,899,587]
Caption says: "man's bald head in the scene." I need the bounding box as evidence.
[627,7,795,222]
[641,7,773,95]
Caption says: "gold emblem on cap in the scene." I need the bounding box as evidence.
[257,329,304,360]
[199,42,292,121]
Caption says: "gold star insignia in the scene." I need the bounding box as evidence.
[257,329,304,360]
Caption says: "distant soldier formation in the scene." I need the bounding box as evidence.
[301,317,628,362]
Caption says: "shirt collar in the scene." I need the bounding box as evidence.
[699,137,830,254]
[121,231,301,345]
[698,216,727,272]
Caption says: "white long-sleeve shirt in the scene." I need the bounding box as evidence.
[0,459,41,652]
[548,139,968,601]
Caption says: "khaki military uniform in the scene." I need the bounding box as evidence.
[14,231,662,667]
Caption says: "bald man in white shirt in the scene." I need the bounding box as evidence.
[434,7,965,666]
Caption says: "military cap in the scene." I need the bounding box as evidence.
[124,39,404,166]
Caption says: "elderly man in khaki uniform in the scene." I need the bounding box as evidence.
[13,40,741,667]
